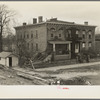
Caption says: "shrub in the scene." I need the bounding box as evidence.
[80,48,97,58]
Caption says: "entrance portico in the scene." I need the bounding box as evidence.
[49,41,72,60]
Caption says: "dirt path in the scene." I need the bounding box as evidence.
[36,61,100,71]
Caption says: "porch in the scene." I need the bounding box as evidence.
[48,41,72,60]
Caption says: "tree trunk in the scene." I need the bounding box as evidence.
[29,59,35,70]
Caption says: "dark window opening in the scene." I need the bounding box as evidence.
[27,43,29,49]
[59,34,61,37]
[36,30,38,38]
[31,34,33,38]
[31,43,33,50]
[89,35,92,39]
[83,34,85,39]
[27,34,29,39]
[51,34,53,37]
[36,43,38,51]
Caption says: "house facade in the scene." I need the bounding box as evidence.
[15,16,96,60]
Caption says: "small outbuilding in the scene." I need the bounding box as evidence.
[0,51,18,67]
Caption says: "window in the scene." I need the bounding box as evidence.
[89,31,92,39]
[51,33,53,37]
[89,42,92,47]
[59,34,61,37]
[50,28,55,31]
[82,31,85,39]
[24,33,25,38]
[68,30,71,38]
[24,31,26,38]
[68,30,71,34]
[76,30,79,35]
[76,30,79,37]
[82,42,85,48]
[36,43,38,51]
[31,43,33,50]
[36,30,38,38]
[27,34,29,39]
[31,31,33,38]
[20,34,22,39]
[27,43,29,49]
[31,34,33,38]
[0,57,1,60]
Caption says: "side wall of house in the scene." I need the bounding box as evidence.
[0,58,5,66]
[15,24,47,53]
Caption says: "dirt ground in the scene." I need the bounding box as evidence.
[0,63,100,85]
[0,67,34,85]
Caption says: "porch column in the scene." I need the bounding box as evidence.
[69,43,71,59]
[69,43,71,51]
[53,43,55,52]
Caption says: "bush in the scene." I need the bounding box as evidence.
[80,48,97,58]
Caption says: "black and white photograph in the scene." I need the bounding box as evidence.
[0,1,100,86]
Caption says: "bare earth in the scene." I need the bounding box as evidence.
[0,61,100,85]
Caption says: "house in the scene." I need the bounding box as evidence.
[95,34,100,55]
[14,16,96,60]
[0,51,18,67]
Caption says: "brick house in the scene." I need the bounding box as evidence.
[14,16,96,60]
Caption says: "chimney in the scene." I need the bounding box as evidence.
[33,18,37,24]
[23,22,26,26]
[84,22,88,25]
[50,18,57,21]
[38,16,43,23]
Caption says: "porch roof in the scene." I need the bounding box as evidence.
[48,41,72,44]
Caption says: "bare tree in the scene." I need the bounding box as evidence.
[0,4,16,52]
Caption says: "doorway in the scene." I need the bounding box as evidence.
[9,57,12,67]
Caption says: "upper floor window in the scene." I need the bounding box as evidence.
[24,31,26,38]
[27,43,29,49]
[31,31,33,38]
[36,30,38,38]
[82,42,85,48]
[31,34,33,38]
[89,30,92,39]
[51,33,53,37]
[27,34,29,39]
[36,43,38,51]
[89,42,92,47]
[68,30,71,38]
[50,28,55,31]
[59,34,61,37]
[20,34,22,39]
[76,30,79,35]
[82,30,86,39]
[31,43,33,50]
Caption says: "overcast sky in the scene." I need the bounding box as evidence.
[1,1,100,33]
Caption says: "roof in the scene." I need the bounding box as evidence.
[49,40,72,44]
[0,52,14,58]
[14,18,96,29]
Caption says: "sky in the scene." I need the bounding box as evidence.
[1,1,100,33]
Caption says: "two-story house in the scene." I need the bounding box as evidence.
[14,16,96,60]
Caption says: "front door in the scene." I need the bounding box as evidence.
[9,57,12,67]
[75,43,79,53]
